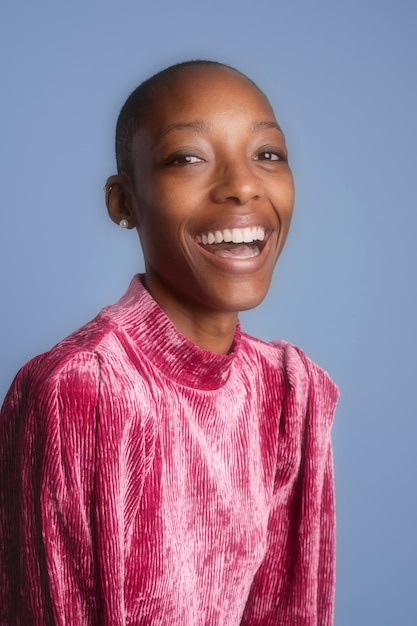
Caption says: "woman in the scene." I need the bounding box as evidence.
[0,60,338,625]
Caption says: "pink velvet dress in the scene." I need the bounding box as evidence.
[0,275,338,625]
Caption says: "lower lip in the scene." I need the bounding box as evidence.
[191,237,274,273]
[204,243,261,259]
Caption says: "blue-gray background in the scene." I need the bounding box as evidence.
[1,1,416,623]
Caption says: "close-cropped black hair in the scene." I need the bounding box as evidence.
[115,60,263,177]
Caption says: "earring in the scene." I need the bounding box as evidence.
[119,219,129,229]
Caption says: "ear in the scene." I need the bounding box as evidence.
[105,174,137,229]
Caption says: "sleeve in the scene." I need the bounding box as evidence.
[240,349,339,626]
[0,351,101,625]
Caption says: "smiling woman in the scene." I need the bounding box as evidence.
[0,60,338,625]
[106,63,294,353]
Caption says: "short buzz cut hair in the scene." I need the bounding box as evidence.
[115,60,263,178]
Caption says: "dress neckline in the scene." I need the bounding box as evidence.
[106,275,241,390]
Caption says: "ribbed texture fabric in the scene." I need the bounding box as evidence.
[0,275,339,625]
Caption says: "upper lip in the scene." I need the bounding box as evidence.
[195,226,266,245]
[191,210,278,244]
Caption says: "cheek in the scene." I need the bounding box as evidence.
[278,175,295,222]
[141,179,194,224]
[270,184,294,230]
[137,203,189,267]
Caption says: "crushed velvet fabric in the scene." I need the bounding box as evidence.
[0,275,339,625]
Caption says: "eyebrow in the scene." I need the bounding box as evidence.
[155,121,210,144]
[250,120,285,136]
[153,118,285,148]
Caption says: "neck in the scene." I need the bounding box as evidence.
[168,307,238,355]
[142,274,238,354]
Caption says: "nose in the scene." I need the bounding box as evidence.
[211,162,261,205]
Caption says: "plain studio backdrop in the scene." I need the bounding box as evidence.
[1,1,416,623]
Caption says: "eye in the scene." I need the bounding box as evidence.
[255,151,282,162]
[168,154,204,165]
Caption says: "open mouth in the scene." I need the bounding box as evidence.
[195,226,267,259]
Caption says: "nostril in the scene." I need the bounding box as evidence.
[211,168,262,204]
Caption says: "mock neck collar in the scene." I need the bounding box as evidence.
[106,275,241,390]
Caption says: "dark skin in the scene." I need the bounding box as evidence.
[106,66,294,354]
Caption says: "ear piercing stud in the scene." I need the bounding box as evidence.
[104,185,128,228]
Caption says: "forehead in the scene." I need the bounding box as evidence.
[140,67,277,136]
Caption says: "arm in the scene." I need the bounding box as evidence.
[241,351,339,626]
[0,352,101,625]
[1,346,156,625]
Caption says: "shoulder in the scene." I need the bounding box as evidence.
[1,312,118,418]
[240,333,339,423]
[1,302,157,435]
[241,332,338,386]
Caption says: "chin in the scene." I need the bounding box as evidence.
[203,279,272,313]
[228,293,269,313]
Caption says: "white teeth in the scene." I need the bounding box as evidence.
[231,228,244,243]
[242,227,253,243]
[196,226,266,245]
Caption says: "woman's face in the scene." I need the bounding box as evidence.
[129,66,294,316]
